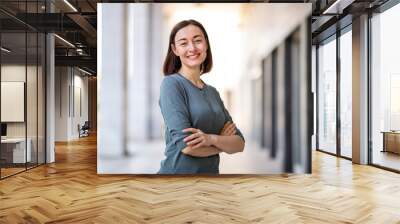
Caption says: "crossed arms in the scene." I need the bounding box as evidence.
[181,121,245,157]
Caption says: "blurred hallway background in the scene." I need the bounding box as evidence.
[98,3,312,174]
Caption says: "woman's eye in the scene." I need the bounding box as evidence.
[195,40,202,43]
[180,43,187,46]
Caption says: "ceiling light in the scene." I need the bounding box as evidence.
[1,47,11,53]
[54,34,75,48]
[76,48,85,56]
[323,0,355,15]
[78,67,93,76]
[63,0,78,12]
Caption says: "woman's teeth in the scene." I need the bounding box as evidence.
[187,54,199,59]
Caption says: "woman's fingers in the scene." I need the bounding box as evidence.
[226,125,235,133]
[220,122,235,135]
[221,125,236,136]
[225,124,236,134]
[182,128,199,134]
[223,122,232,130]
[227,129,236,135]
[223,121,232,129]
[220,126,227,134]
[186,137,203,146]
[220,122,230,134]
[183,132,201,142]
[226,123,235,130]
[192,140,205,149]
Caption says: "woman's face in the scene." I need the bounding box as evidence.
[172,24,208,70]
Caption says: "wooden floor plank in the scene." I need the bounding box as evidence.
[0,135,400,223]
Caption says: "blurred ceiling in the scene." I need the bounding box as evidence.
[0,0,393,75]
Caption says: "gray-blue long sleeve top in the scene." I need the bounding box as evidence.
[158,73,245,174]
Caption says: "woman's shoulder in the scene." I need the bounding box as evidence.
[162,73,180,83]
[204,83,219,95]
[161,73,181,87]
[206,83,217,92]
[160,73,185,94]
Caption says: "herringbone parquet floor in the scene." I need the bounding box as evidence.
[1,135,400,223]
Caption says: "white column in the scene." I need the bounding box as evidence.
[352,14,369,164]
[150,4,164,140]
[46,33,55,163]
[127,3,150,142]
[98,3,126,161]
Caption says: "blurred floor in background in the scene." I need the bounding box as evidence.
[99,138,284,174]
[220,141,284,174]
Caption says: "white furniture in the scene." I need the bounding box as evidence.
[1,138,31,163]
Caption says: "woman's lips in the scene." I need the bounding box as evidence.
[187,53,200,59]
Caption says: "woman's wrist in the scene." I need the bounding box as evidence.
[208,134,219,146]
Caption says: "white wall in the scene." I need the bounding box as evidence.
[55,66,68,141]
[72,73,89,137]
[55,67,89,141]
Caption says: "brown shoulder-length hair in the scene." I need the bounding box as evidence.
[163,19,213,76]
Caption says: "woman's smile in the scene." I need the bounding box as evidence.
[187,53,201,60]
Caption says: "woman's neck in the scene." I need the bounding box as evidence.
[178,66,203,87]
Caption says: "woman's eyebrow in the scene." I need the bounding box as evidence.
[176,38,187,42]
[176,35,203,42]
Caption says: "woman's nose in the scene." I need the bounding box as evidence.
[187,42,196,51]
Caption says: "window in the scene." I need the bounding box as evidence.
[317,36,337,154]
[339,28,352,158]
[370,2,400,171]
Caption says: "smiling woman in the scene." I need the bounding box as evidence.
[158,20,245,174]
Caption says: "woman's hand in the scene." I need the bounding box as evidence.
[183,128,217,149]
[220,121,236,136]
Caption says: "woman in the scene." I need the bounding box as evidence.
[158,19,245,174]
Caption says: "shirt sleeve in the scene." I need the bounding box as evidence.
[159,77,191,152]
[214,88,245,142]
